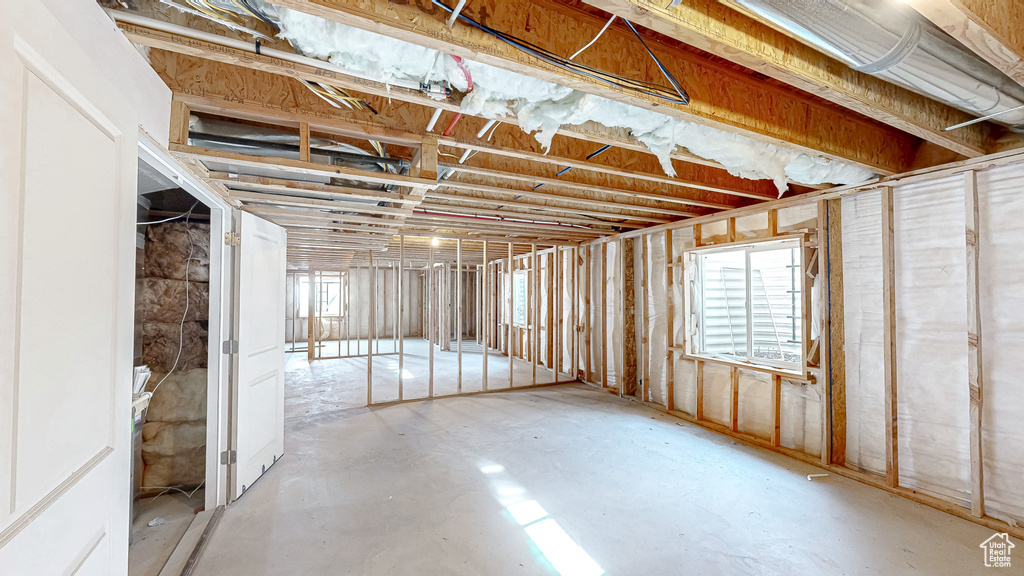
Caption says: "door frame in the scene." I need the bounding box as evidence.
[138,133,233,510]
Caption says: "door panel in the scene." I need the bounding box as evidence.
[233,212,286,499]
[0,3,138,573]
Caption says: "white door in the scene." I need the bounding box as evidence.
[0,3,139,575]
[232,211,287,500]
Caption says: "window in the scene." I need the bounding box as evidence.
[298,275,343,317]
[512,270,528,326]
[688,238,803,370]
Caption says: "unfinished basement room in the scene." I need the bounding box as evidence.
[4,0,1024,574]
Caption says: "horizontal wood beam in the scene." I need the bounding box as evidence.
[170,143,437,188]
[425,190,672,223]
[446,164,728,210]
[439,179,699,218]
[437,136,772,201]
[584,0,992,158]
[273,0,921,173]
[208,173,420,204]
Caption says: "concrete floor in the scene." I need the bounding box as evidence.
[128,489,204,576]
[191,355,996,575]
[286,338,568,411]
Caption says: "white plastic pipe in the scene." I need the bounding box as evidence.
[476,119,497,138]
[426,108,444,132]
[106,9,423,92]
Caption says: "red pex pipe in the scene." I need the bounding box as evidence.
[442,55,474,137]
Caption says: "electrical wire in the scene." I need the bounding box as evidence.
[150,202,199,396]
[137,206,197,225]
[570,15,616,60]
[433,0,689,105]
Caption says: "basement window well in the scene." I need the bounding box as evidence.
[685,237,806,373]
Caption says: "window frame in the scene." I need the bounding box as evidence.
[683,233,809,377]
[297,274,345,319]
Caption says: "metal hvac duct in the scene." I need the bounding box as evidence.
[726,0,1024,129]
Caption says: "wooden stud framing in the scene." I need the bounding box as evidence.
[553,249,561,383]
[532,244,539,387]
[398,236,405,401]
[483,241,489,391]
[169,100,190,146]
[571,246,578,381]
[696,360,705,421]
[457,239,463,394]
[730,367,740,432]
[306,270,315,362]
[507,242,514,388]
[299,122,310,162]
[642,236,651,402]
[547,251,555,377]
[600,242,608,389]
[367,252,375,405]
[817,200,833,465]
[584,245,592,383]
[881,186,899,488]
[665,229,675,412]
[964,170,985,517]
[771,374,782,447]
[428,243,435,398]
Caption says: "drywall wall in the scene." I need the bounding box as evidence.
[47,0,171,143]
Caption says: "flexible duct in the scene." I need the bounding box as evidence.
[727,0,1024,129]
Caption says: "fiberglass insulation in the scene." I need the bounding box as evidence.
[269,6,874,194]
[841,166,1024,524]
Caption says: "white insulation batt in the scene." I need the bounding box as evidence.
[841,162,1024,525]
[264,5,875,194]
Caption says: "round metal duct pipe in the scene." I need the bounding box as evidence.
[727,0,1024,129]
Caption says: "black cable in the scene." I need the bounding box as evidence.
[431,0,689,106]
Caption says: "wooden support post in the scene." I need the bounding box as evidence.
[299,122,310,162]
[771,374,782,447]
[696,359,704,421]
[730,366,740,432]
[398,236,405,401]
[547,251,555,375]
[694,223,703,248]
[483,241,489,391]
[727,217,737,243]
[827,199,846,466]
[345,272,351,356]
[881,186,899,488]
[965,170,985,518]
[428,243,435,398]
[376,261,382,355]
[621,239,636,397]
[573,243,581,379]
[554,249,561,383]
[368,253,374,405]
[817,200,833,466]
[665,230,675,412]
[169,100,190,145]
[584,244,592,383]
[507,242,514,388]
[641,236,650,401]
[306,270,315,362]
[768,209,778,237]
[600,242,608,389]
[457,238,463,394]
[532,244,539,387]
